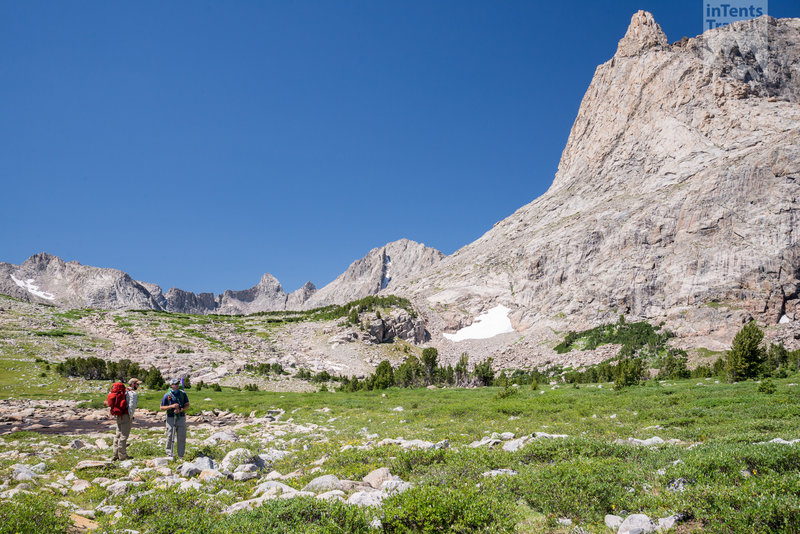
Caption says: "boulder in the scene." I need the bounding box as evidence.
[363,468,393,489]
[316,490,346,501]
[192,456,217,471]
[253,481,297,497]
[502,437,529,452]
[221,448,255,471]
[178,462,201,478]
[198,469,226,483]
[618,514,656,534]
[204,430,239,445]
[179,480,203,492]
[381,480,412,494]
[347,490,383,507]
[232,471,258,482]
[302,474,343,493]
[605,514,623,529]
[74,460,111,471]
[107,481,142,497]
[235,464,259,473]
[71,480,92,493]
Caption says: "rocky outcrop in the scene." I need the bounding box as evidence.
[367,310,429,344]
[164,288,218,314]
[304,239,445,309]
[397,13,800,357]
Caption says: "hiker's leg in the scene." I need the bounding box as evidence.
[165,417,176,457]
[176,417,187,458]
[113,416,123,460]
[118,414,131,460]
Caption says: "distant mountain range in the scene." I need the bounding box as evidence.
[0,239,445,314]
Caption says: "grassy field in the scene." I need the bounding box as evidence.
[2,372,800,532]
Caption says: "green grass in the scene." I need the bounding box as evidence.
[2,376,800,532]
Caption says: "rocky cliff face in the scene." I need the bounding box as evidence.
[304,239,446,309]
[396,12,800,360]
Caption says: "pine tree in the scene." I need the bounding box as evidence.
[726,321,765,381]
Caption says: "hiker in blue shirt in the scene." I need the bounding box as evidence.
[160,378,190,458]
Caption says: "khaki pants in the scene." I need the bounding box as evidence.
[113,413,131,460]
[165,416,187,458]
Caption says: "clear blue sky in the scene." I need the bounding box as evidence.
[2,1,797,294]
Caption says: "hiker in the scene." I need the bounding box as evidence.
[106,381,131,461]
[160,378,190,458]
[127,378,140,422]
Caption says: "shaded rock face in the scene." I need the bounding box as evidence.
[164,288,218,314]
[304,239,445,309]
[398,13,800,342]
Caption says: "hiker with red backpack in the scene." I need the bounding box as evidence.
[106,381,130,461]
[160,377,190,458]
[105,378,141,461]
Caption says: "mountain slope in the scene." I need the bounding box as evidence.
[397,12,800,360]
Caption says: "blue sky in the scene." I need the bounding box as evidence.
[2,1,797,294]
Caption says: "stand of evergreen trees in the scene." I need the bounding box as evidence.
[56,357,167,389]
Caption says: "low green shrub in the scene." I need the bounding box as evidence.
[517,457,646,522]
[0,492,71,534]
[382,484,516,533]
[758,379,777,394]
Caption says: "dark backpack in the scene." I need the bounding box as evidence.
[107,382,128,417]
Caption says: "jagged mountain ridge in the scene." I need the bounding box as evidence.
[394,12,800,359]
[0,239,445,314]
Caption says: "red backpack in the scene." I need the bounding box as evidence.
[107,382,128,417]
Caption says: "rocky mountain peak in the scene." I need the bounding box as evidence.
[302,239,445,309]
[258,273,282,289]
[616,10,668,57]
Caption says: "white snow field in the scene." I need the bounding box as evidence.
[443,305,515,342]
[10,274,55,300]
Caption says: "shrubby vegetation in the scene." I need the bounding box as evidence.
[0,492,71,534]
[243,362,287,376]
[55,356,167,389]
[250,295,416,324]
[554,315,673,357]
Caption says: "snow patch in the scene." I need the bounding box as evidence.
[779,314,791,324]
[443,305,515,342]
[381,255,392,290]
[10,274,55,300]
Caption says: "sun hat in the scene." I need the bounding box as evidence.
[170,378,181,385]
